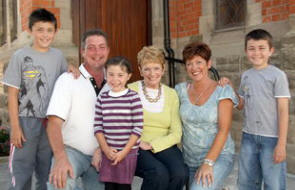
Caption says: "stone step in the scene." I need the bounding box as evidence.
[1,156,295,190]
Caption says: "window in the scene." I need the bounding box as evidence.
[215,0,246,30]
[0,0,18,46]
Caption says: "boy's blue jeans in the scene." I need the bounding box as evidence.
[238,132,286,190]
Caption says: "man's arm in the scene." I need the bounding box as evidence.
[47,115,74,189]
[273,98,289,163]
[8,86,26,148]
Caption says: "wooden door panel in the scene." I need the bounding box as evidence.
[99,0,149,82]
[72,0,151,82]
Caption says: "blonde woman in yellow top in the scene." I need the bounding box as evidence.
[128,46,188,190]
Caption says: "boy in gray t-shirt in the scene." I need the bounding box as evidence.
[1,9,77,190]
[220,29,290,190]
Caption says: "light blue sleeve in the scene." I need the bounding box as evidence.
[218,85,239,107]
[174,83,181,96]
[174,82,187,98]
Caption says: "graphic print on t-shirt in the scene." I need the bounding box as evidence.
[18,56,49,117]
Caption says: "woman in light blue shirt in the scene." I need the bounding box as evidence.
[175,42,238,190]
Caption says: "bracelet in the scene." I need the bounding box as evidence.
[203,159,215,166]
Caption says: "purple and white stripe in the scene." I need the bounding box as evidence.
[94,89,143,150]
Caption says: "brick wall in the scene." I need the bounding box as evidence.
[169,0,201,38]
[170,0,295,39]
[255,0,294,22]
[20,0,61,31]
[20,0,32,31]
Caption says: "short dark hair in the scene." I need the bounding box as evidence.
[81,29,108,49]
[105,56,133,74]
[29,8,57,30]
[182,42,211,63]
[245,29,273,49]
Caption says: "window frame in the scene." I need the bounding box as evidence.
[215,0,246,31]
[0,0,18,46]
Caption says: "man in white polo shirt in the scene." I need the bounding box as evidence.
[46,29,110,190]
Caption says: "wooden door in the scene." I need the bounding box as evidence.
[72,0,152,82]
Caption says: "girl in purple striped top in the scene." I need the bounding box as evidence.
[94,56,143,190]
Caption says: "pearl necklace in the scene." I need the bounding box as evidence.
[142,81,162,103]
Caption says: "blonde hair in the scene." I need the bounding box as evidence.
[137,46,165,68]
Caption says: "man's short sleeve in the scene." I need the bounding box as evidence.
[2,52,22,89]
[274,71,290,98]
[46,73,72,120]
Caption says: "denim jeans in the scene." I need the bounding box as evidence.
[188,154,234,190]
[47,146,104,190]
[238,132,286,190]
[135,145,189,190]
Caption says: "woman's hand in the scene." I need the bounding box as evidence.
[139,141,152,150]
[195,163,214,187]
[91,148,102,171]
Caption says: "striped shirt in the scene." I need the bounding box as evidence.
[94,89,143,150]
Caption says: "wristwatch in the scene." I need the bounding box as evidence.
[203,159,215,166]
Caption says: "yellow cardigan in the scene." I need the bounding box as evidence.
[128,81,182,153]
